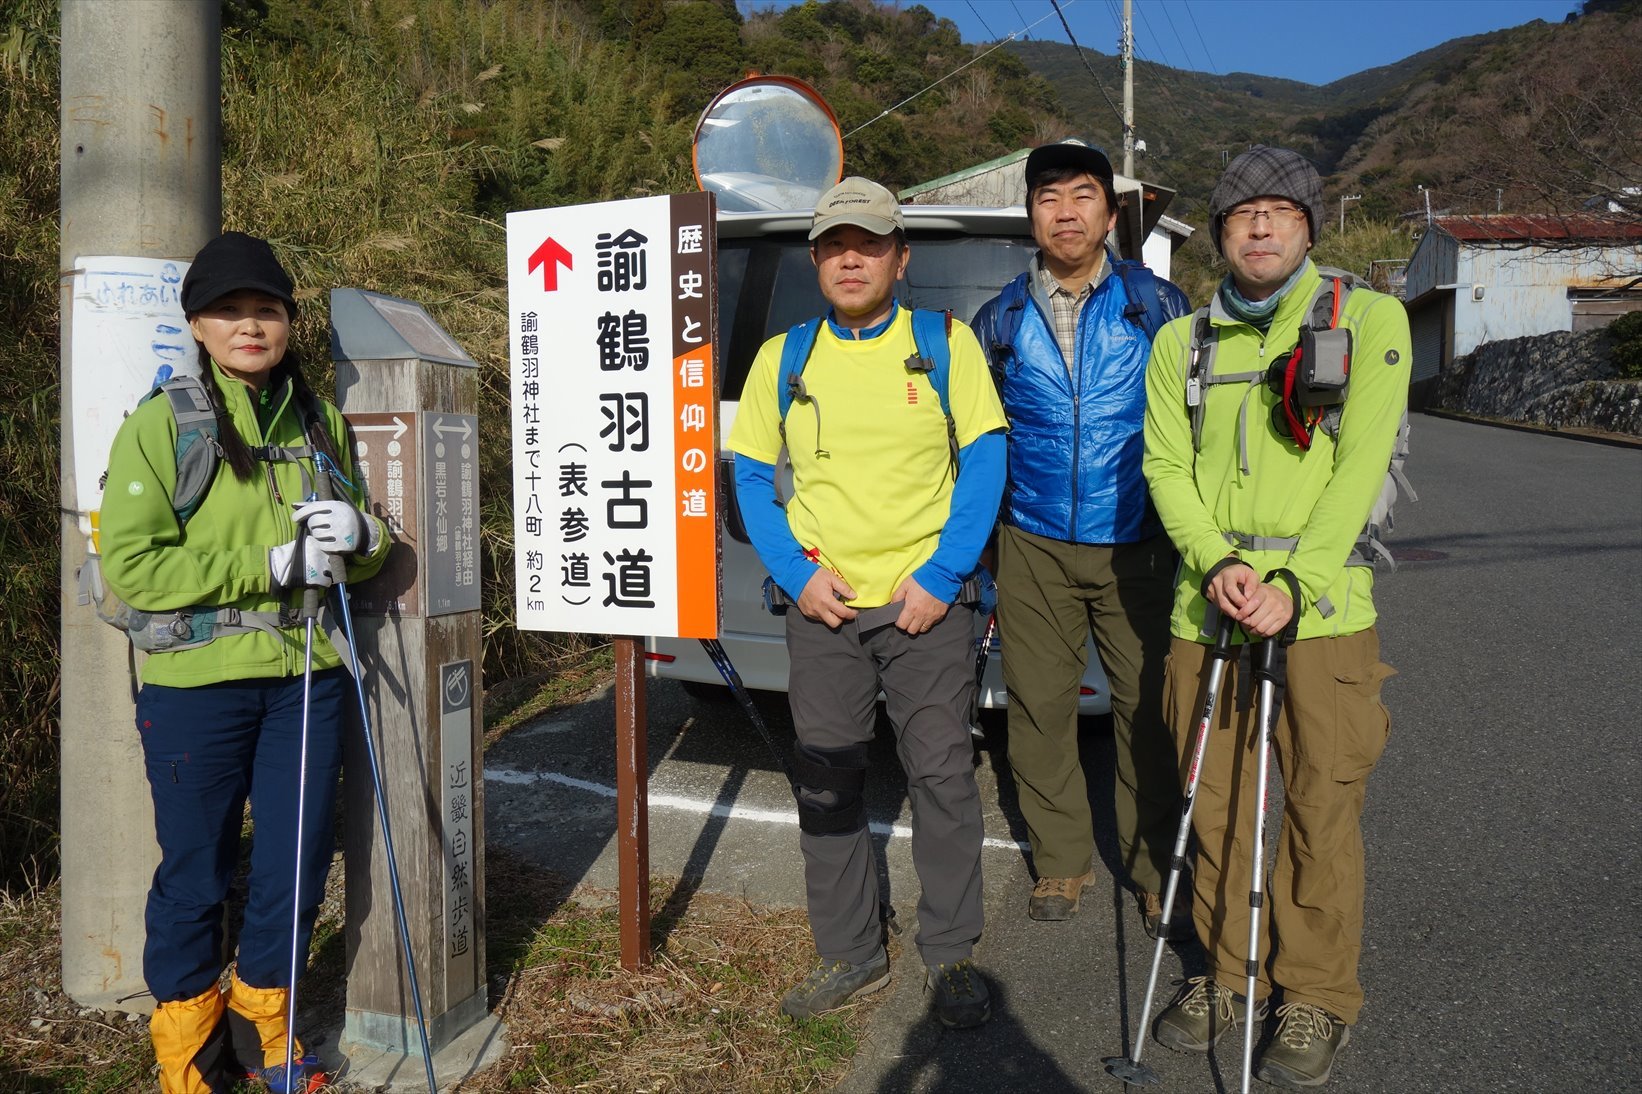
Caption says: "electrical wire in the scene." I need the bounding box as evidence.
[1182,0,1220,75]
[967,0,1001,42]
[1049,0,1127,133]
[843,1,1070,138]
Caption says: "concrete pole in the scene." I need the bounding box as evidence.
[1122,0,1134,178]
[59,1,220,1011]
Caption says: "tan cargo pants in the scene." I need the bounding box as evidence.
[1163,627,1394,1024]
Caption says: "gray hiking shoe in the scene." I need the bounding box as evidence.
[1153,976,1267,1054]
[1256,1001,1350,1088]
[1027,869,1095,921]
[924,958,991,1029]
[779,949,890,1021]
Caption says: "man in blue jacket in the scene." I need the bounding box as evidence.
[972,142,1190,933]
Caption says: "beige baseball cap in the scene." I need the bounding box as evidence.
[808,176,905,241]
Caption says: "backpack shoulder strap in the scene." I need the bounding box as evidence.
[151,374,222,525]
[776,317,824,422]
[1113,259,1161,339]
[908,307,954,418]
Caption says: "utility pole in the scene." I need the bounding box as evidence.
[1340,193,1362,233]
[1121,0,1135,177]
[59,0,220,1011]
[1418,184,1433,226]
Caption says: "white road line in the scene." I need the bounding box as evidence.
[485,765,1030,853]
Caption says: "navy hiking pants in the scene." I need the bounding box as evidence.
[137,670,348,1002]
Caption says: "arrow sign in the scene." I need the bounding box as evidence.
[528,237,573,291]
[432,417,473,441]
[352,416,409,441]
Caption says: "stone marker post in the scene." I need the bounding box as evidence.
[328,289,502,1082]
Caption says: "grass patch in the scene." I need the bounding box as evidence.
[0,848,880,1093]
[484,643,615,739]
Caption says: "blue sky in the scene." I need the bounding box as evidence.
[736,0,1579,86]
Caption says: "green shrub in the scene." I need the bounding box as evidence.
[1608,310,1642,380]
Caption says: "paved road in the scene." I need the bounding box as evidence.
[485,414,1642,1092]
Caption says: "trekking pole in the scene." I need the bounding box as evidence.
[1104,612,1237,1087]
[333,579,438,1093]
[284,526,321,1091]
[699,638,792,780]
[1240,636,1281,1094]
[315,456,439,1094]
[971,612,997,740]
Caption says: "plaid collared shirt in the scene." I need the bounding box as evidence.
[1036,252,1107,367]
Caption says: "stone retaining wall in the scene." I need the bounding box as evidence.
[1430,328,1642,437]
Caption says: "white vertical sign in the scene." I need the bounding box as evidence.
[506,193,718,639]
[69,256,193,533]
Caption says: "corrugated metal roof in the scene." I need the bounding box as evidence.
[1434,214,1642,243]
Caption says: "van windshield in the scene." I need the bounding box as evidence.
[717,233,1036,401]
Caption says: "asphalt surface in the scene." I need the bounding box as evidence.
[484,413,1642,1092]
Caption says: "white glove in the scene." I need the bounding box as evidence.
[269,536,344,590]
[293,499,377,554]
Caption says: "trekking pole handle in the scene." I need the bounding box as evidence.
[1250,631,1280,686]
[1210,610,1236,660]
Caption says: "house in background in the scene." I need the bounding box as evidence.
[898,143,1194,280]
[1403,214,1642,407]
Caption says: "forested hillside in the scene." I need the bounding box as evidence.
[1019,0,1640,223]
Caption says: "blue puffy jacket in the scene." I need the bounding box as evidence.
[972,259,1189,544]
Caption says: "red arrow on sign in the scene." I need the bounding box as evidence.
[528,237,573,291]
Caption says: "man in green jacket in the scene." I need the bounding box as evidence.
[1142,146,1409,1088]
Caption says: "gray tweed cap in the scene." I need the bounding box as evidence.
[1208,145,1323,253]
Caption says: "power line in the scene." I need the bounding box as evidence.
[1049,0,1127,133]
[1156,0,1203,75]
[843,3,1068,139]
[967,0,1001,43]
[1009,0,1036,40]
[1181,0,1220,76]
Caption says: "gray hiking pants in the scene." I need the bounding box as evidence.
[786,605,985,968]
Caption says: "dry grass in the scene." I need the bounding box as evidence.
[0,846,881,1093]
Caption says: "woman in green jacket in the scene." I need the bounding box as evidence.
[98,232,390,1093]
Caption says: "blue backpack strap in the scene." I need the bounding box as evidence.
[908,307,953,417]
[1113,259,1190,341]
[776,317,824,422]
[986,274,1029,375]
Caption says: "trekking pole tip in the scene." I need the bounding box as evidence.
[1102,1056,1162,1085]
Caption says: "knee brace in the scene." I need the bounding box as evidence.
[790,741,870,836]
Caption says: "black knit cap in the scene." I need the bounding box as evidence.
[180,231,298,317]
[1208,145,1324,254]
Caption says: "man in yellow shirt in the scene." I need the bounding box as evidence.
[727,177,1007,1028]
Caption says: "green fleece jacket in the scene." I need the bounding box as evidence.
[99,361,391,686]
[1143,261,1411,643]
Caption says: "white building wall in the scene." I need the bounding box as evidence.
[1142,229,1174,280]
[1454,243,1642,356]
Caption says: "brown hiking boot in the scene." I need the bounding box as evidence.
[1027,869,1095,921]
[1136,888,1195,941]
[1255,1001,1350,1088]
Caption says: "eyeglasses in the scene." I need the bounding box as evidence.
[1224,204,1307,230]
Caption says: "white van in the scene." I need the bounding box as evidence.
[644,204,1114,716]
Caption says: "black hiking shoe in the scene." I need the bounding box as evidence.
[1255,1001,1350,1088]
[779,949,890,1021]
[1153,976,1266,1054]
[925,958,991,1029]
